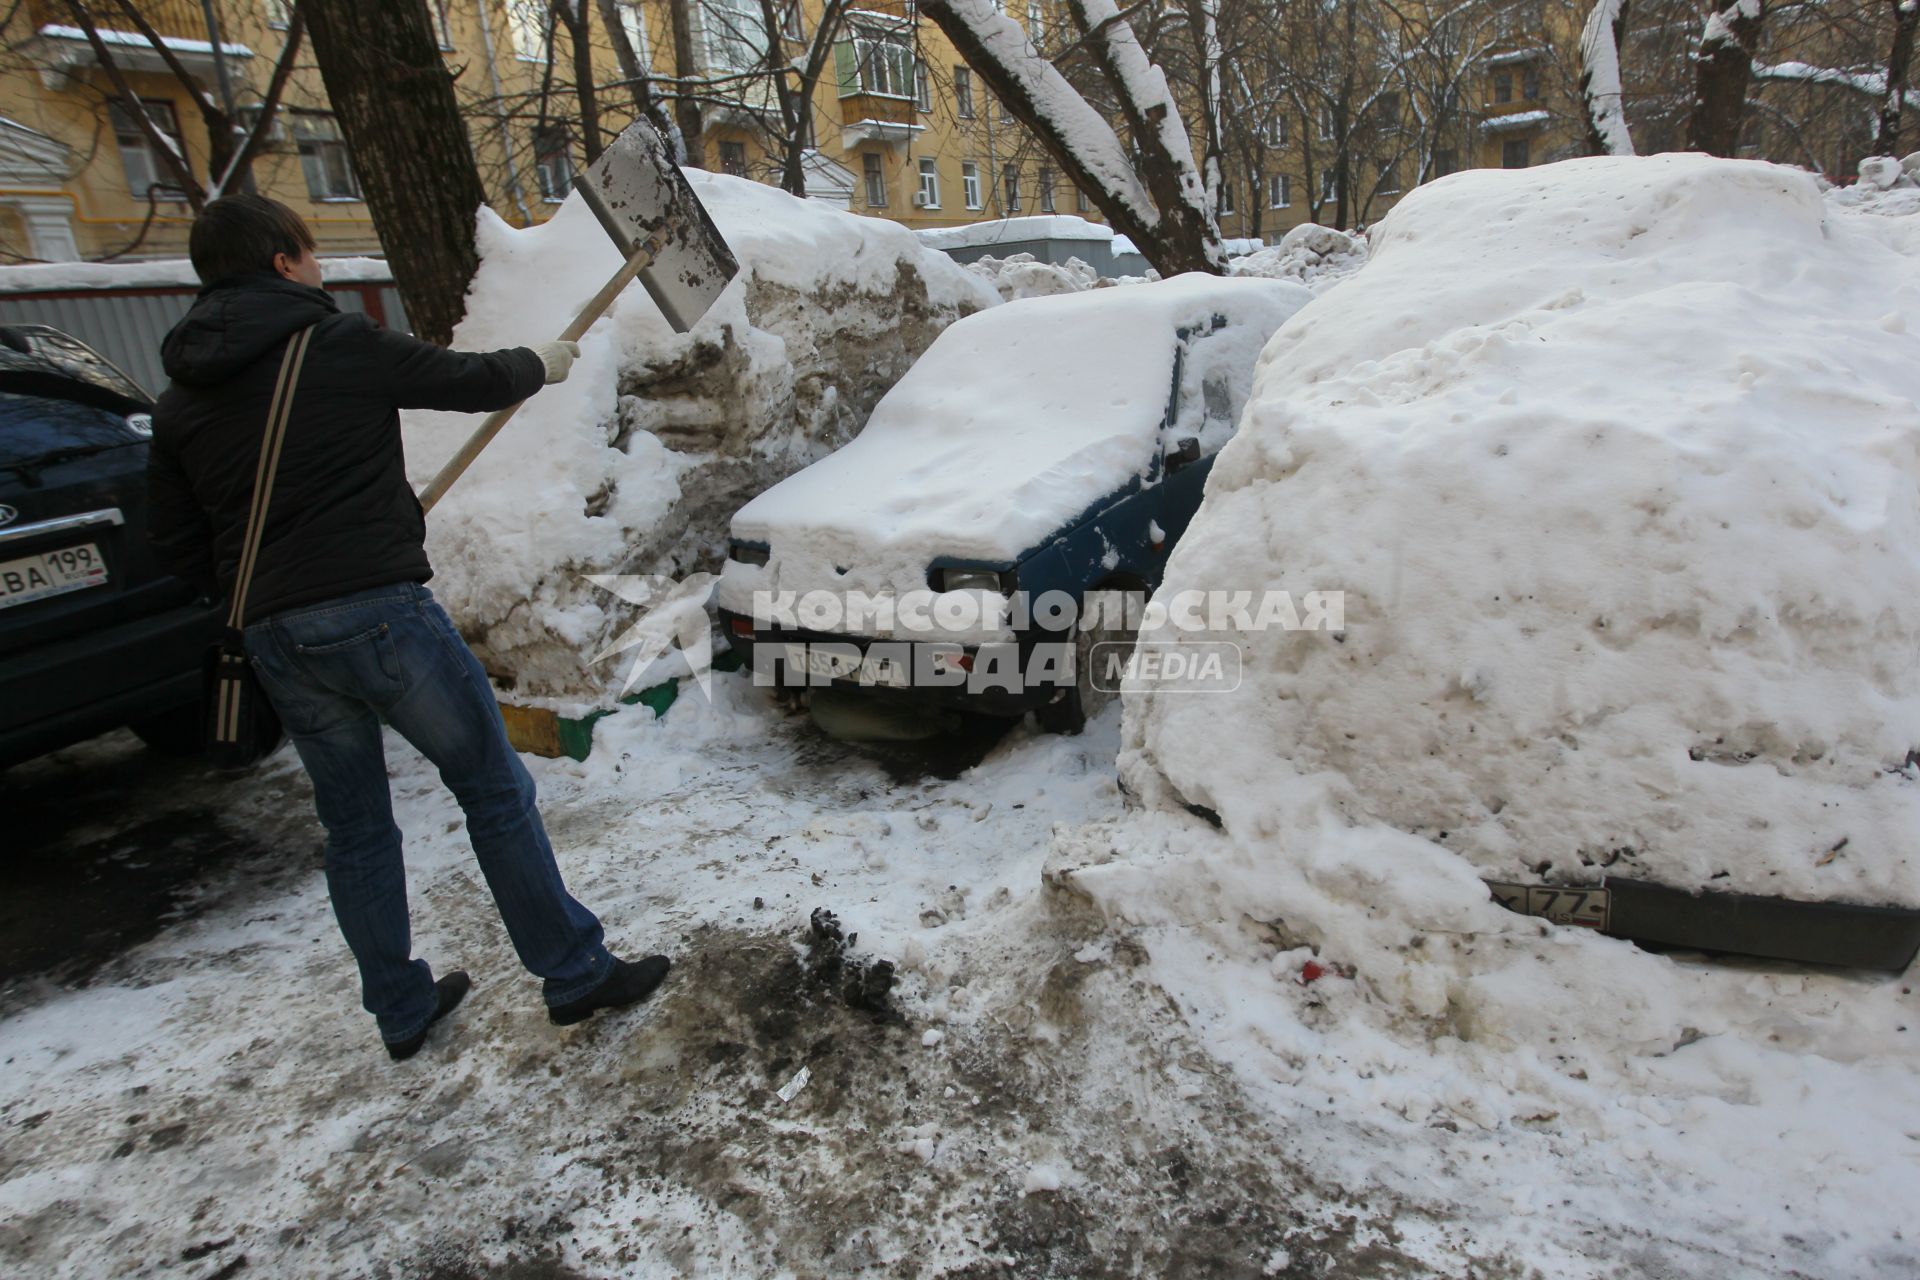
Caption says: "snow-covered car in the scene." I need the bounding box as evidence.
[716,274,1313,731]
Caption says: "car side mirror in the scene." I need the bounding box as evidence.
[1166,437,1201,473]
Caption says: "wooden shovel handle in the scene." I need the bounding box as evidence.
[417,228,668,514]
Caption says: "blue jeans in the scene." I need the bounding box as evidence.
[246,583,614,1044]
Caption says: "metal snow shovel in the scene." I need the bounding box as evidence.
[417,119,740,513]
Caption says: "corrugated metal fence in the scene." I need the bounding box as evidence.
[0,282,409,399]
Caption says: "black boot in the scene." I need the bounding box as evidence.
[548,955,672,1026]
[386,971,472,1061]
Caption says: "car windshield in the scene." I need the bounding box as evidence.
[0,325,152,416]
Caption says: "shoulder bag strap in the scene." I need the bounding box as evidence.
[225,326,315,632]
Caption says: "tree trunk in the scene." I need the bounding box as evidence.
[302,0,488,345]
[595,0,682,150]
[1580,0,1636,155]
[1688,0,1764,157]
[552,1,604,163]
[1877,0,1919,154]
[921,0,1215,275]
[668,0,707,168]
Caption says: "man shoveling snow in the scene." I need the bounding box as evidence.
[147,195,671,1059]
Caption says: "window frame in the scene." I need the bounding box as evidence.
[962,160,982,209]
[863,151,888,207]
[1002,162,1020,212]
[109,98,191,202]
[917,156,941,208]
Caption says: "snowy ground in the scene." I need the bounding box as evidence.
[3,680,1912,1278]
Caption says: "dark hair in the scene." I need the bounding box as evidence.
[188,193,317,285]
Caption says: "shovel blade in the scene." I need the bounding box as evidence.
[574,119,740,333]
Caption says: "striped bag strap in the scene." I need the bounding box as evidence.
[225,326,315,632]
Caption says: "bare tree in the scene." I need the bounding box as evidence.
[922,0,1223,275]
[551,0,605,163]
[302,0,490,345]
[1689,0,1766,154]
[59,0,308,212]
[1878,0,1918,152]
[1581,0,1636,153]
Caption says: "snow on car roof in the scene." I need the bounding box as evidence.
[733,273,1310,562]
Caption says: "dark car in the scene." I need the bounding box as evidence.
[0,325,222,766]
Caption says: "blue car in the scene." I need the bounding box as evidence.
[716,274,1312,731]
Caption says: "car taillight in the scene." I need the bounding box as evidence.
[729,616,754,637]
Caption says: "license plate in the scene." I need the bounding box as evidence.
[0,542,108,609]
[783,643,909,688]
[1487,881,1610,931]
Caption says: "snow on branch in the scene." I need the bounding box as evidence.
[1753,60,1920,111]
[929,0,1157,229]
[1580,0,1635,155]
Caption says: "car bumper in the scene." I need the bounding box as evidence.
[1490,876,1920,971]
[719,609,1065,717]
[0,600,221,765]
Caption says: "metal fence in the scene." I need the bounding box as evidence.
[0,282,409,400]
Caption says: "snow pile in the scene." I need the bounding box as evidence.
[1227,222,1368,292]
[1829,151,1920,218]
[964,251,1101,299]
[1040,155,1920,1262]
[403,172,996,695]
[721,275,1311,600]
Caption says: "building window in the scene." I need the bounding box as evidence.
[1320,170,1337,202]
[1523,64,1541,101]
[1493,70,1513,104]
[962,160,982,209]
[294,113,361,200]
[706,0,770,74]
[1038,165,1055,212]
[1217,182,1234,215]
[1003,163,1020,212]
[1372,91,1400,132]
[110,99,190,200]
[954,66,974,118]
[1269,173,1290,208]
[1434,148,1459,176]
[1318,104,1335,140]
[720,140,747,176]
[778,0,804,40]
[1376,159,1399,194]
[863,152,887,206]
[1076,189,1089,213]
[619,1,651,61]
[1026,0,1044,48]
[506,0,551,59]
[839,18,912,97]
[915,60,931,110]
[534,124,573,200]
[918,157,940,207]
[1262,116,1288,147]
[1502,137,1531,168]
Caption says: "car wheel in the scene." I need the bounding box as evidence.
[129,702,205,757]
[1035,606,1135,735]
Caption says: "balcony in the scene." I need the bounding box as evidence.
[35,21,252,92]
[838,93,925,148]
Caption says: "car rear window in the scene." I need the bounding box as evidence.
[0,392,146,471]
[0,326,152,415]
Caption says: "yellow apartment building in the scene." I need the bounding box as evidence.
[0,0,1605,268]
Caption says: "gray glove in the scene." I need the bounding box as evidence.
[531,340,581,385]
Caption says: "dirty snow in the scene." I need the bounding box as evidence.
[400,172,996,697]
[964,251,1102,299]
[1227,222,1370,292]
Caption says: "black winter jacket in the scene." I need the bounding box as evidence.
[148,274,544,623]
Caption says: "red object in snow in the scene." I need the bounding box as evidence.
[1299,960,1326,984]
